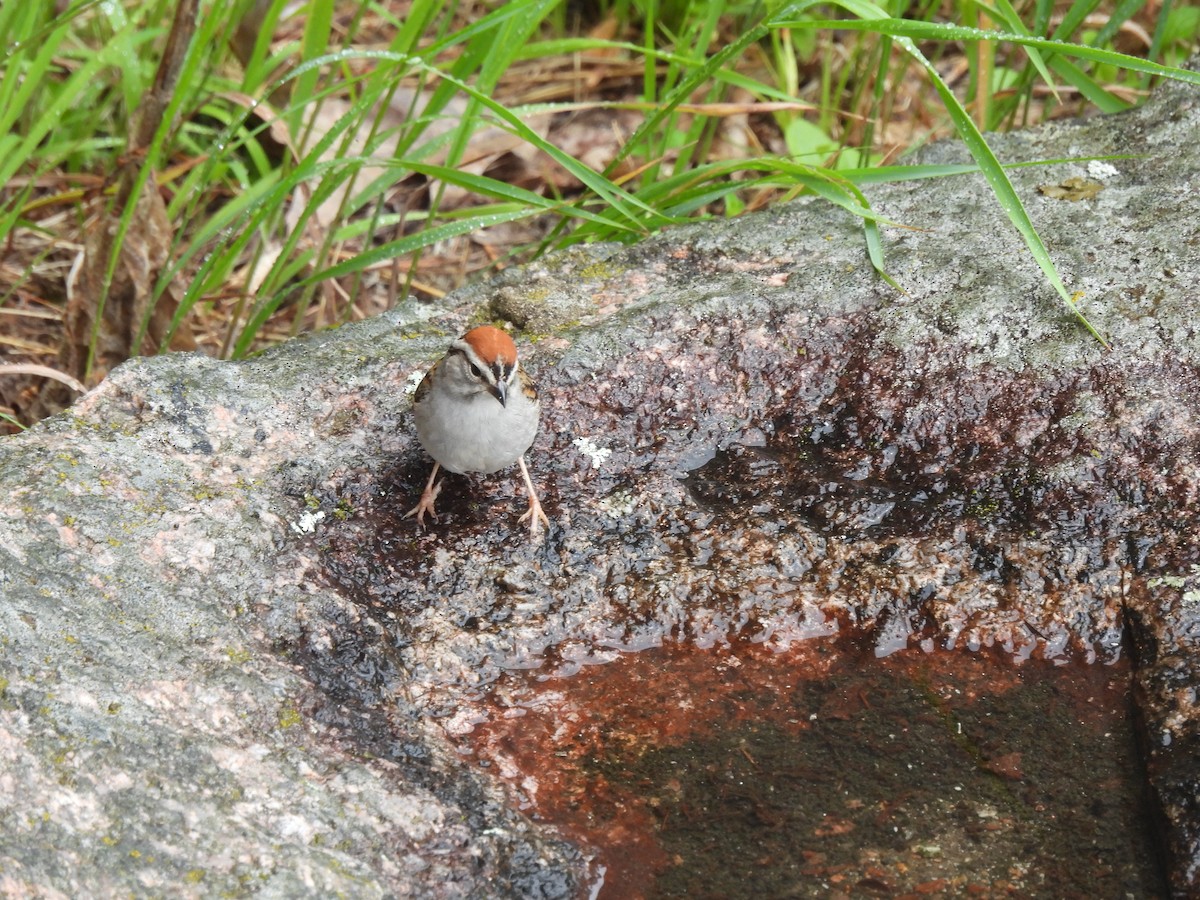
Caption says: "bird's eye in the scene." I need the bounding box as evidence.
[469,363,483,379]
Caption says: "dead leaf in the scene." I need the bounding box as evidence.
[1037,176,1103,201]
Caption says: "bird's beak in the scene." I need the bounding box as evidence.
[492,379,507,407]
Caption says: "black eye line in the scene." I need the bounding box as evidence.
[450,347,512,382]
[449,347,487,381]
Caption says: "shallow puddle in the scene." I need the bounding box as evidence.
[464,640,1164,899]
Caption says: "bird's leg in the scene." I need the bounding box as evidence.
[516,455,549,537]
[405,463,442,528]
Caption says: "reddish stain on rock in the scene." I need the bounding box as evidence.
[464,640,1165,899]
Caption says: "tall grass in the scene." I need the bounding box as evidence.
[1,0,1198,419]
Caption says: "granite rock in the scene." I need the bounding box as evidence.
[3,67,1200,897]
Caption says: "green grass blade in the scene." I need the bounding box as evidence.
[983,0,1061,103]
[388,162,641,233]
[1091,0,1143,49]
[789,16,1200,87]
[839,154,1135,185]
[1049,0,1104,42]
[232,207,542,357]
[287,0,334,136]
[1043,54,1129,114]
[787,0,1104,340]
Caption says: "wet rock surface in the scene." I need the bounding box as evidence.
[2,70,1200,896]
[468,641,1164,898]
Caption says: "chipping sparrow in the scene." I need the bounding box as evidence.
[405,325,549,537]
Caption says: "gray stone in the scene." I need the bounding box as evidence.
[3,65,1200,896]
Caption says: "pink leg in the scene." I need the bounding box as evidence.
[405,462,442,528]
[516,455,549,537]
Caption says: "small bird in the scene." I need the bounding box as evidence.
[405,325,549,537]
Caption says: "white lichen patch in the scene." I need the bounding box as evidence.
[290,510,325,535]
[597,490,634,519]
[1149,564,1200,595]
[572,436,612,469]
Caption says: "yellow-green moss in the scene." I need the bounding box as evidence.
[579,260,624,280]
[278,702,303,729]
[224,647,253,665]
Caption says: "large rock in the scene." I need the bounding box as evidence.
[2,69,1199,895]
